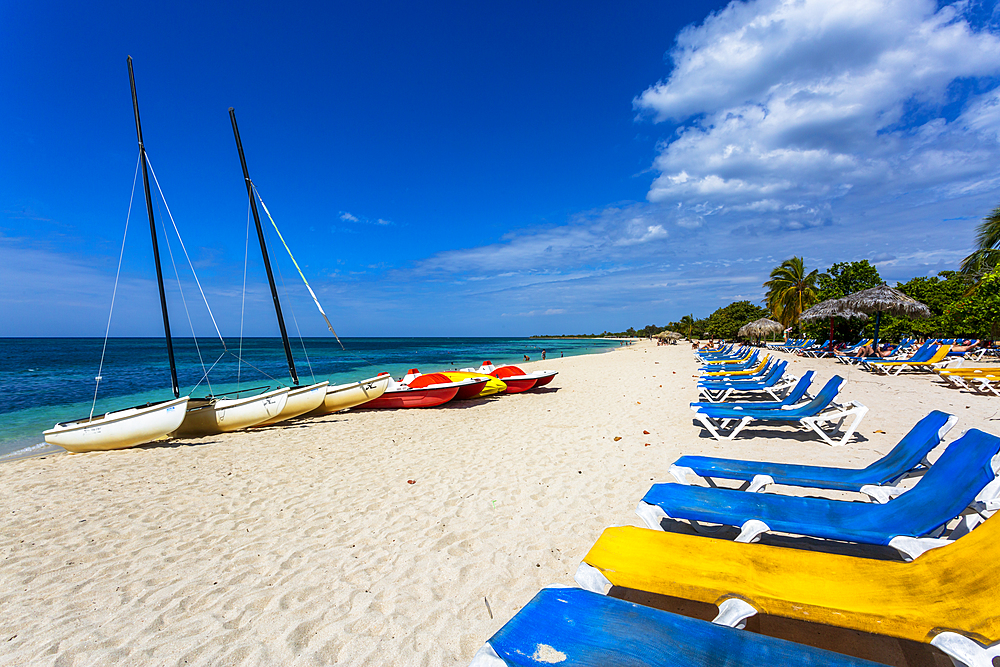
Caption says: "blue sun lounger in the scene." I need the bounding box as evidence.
[692,371,814,411]
[697,362,795,403]
[670,411,956,497]
[692,376,868,446]
[698,351,761,372]
[636,428,1000,560]
[469,586,889,667]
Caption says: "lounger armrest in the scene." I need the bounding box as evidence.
[887,535,954,561]
[860,484,908,504]
[669,464,695,484]
[930,632,1000,667]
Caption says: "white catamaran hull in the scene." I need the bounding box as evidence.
[43,397,190,453]
[306,374,391,416]
[171,387,290,437]
[254,381,329,426]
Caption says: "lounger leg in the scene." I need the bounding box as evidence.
[836,405,868,445]
[693,413,727,441]
[930,632,1000,667]
[573,562,613,595]
[726,417,753,440]
[712,598,759,629]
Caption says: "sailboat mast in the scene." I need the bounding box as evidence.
[128,56,180,399]
[229,107,299,386]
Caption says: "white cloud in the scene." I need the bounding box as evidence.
[339,211,358,222]
[636,0,1000,210]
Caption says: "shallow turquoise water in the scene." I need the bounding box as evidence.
[0,337,617,458]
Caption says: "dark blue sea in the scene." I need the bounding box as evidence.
[0,337,618,459]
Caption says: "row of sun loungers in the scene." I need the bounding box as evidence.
[471,342,1000,666]
[473,414,1000,666]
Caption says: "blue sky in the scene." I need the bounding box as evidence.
[3,0,1000,338]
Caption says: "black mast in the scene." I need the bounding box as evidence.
[128,56,180,398]
[229,107,299,386]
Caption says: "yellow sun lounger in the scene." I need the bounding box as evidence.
[703,350,755,365]
[576,514,1000,667]
[702,356,770,377]
[937,368,1000,395]
[862,345,953,375]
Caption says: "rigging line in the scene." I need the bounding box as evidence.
[271,238,316,383]
[265,215,315,381]
[252,184,344,350]
[155,185,214,396]
[144,153,226,348]
[224,350,281,384]
[238,199,251,391]
[190,351,226,394]
[90,151,142,421]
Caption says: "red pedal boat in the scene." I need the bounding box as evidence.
[402,369,489,400]
[469,361,558,393]
[362,373,460,409]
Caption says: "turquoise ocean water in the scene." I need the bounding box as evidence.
[0,337,618,459]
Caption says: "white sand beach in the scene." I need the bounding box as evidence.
[1,340,996,666]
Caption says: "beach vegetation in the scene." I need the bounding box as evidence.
[960,204,1000,278]
[704,301,769,339]
[763,257,819,327]
[945,267,1000,339]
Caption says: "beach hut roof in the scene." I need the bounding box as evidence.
[741,317,784,338]
[839,284,932,319]
[799,298,870,322]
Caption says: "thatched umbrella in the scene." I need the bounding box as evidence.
[741,317,783,344]
[839,283,932,349]
[662,330,683,340]
[800,298,869,347]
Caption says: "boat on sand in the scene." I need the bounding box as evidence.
[171,387,290,437]
[305,374,392,416]
[44,398,190,453]
[401,369,489,400]
[44,57,192,453]
[362,374,460,409]
[465,361,558,393]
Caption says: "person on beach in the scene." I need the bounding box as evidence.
[524,355,530,362]
[541,350,546,360]
[836,342,894,359]
[951,340,981,354]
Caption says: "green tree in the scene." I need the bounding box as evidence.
[680,314,694,338]
[816,260,882,301]
[878,271,971,340]
[763,257,819,328]
[947,267,1000,339]
[705,301,769,339]
[802,260,883,342]
[960,205,1000,277]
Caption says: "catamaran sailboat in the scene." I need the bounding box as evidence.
[43,57,192,452]
[227,108,392,420]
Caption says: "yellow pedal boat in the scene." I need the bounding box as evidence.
[439,371,507,397]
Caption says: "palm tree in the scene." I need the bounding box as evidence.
[763,257,819,328]
[960,205,1000,277]
[680,314,694,339]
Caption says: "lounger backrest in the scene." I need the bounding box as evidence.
[781,371,815,404]
[860,411,955,479]
[906,342,935,363]
[781,376,843,417]
[869,429,1000,537]
[923,345,951,363]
